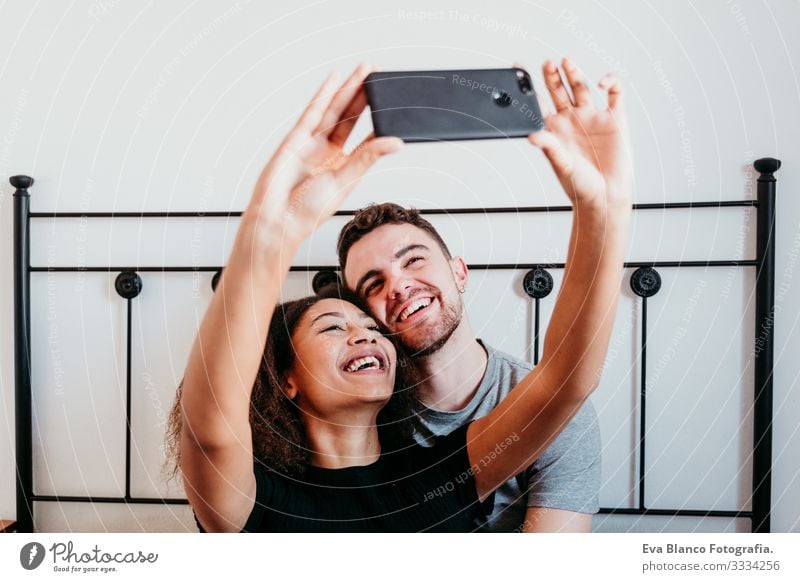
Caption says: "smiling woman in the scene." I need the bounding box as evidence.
[166,283,417,481]
[166,284,498,532]
[281,295,396,412]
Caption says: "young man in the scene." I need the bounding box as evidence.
[337,57,633,532]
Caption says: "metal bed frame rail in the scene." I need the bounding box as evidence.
[10,157,781,533]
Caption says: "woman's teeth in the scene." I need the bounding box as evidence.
[399,298,432,321]
[345,356,382,373]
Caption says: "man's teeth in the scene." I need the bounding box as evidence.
[399,298,432,321]
[345,356,381,373]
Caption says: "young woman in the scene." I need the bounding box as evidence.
[170,283,497,531]
[166,62,632,532]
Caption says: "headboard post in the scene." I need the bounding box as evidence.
[752,157,780,533]
[11,175,34,533]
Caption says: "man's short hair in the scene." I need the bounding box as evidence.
[337,203,452,281]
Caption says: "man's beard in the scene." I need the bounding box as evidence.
[396,293,463,357]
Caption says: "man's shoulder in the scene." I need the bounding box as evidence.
[413,341,600,439]
[483,343,600,437]
[483,343,533,397]
[490,346,533,372]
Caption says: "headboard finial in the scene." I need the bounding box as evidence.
[10,175,34,190]
[754,158,781,176]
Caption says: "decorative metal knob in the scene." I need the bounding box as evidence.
[523,267,553,299]
[211,269,223,292]
[630,266,661,298]
[115,271,142,299]
[312,270,341,294]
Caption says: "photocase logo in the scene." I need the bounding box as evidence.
[20,542,46,570]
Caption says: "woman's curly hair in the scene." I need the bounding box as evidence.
[164,283,420,482]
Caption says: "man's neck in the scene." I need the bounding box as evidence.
[302,408,382,469]
[413,318,489,412]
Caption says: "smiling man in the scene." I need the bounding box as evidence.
[336,57,633,532]
[337,205,602,533]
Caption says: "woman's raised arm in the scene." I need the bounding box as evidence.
[178,65,403,532]
[468,61,634,502]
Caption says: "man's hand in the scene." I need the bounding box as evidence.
[245,64,403,247]
[528,57,633,211]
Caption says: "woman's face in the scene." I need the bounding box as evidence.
[285,298,397,417]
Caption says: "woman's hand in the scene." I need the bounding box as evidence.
[528,57,633,211]
[245,64,404,248]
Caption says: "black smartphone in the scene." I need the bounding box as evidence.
[365,68,544,142]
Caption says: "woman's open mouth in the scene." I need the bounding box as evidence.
[342,352,387,374]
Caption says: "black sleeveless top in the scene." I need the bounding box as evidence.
[194,424,491,532]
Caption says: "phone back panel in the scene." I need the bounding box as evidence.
[365,68,544,142]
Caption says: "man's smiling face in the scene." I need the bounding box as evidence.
[343,223,467,356]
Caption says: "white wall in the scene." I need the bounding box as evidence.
[1,0,798,532]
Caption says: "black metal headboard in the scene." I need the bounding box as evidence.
[10,157,781,533]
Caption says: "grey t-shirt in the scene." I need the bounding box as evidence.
[411,340,601,532]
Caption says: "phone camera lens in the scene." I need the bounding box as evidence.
[517,73,532,94]
[492,90,512,107]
